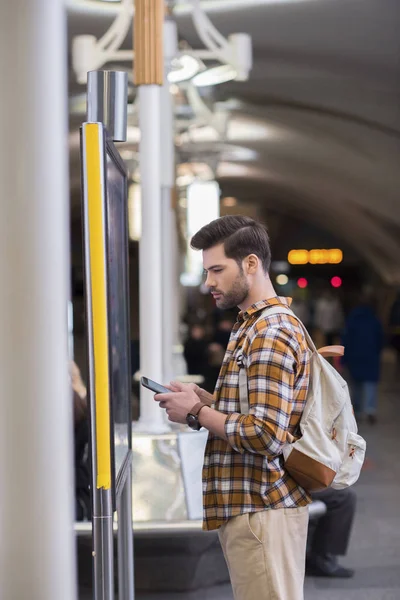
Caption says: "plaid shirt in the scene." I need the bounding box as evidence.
[202,297,311,531]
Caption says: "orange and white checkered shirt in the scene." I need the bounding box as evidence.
[202,297,312,531]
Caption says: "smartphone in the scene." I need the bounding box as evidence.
[141,376,170,395]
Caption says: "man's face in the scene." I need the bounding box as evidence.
[203,244,249,310]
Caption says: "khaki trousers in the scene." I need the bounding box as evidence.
[218,507,309,600]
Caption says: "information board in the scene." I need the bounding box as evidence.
[81,122,132,502]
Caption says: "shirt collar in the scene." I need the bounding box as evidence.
[237,296,293,323]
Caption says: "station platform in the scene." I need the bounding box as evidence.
[79,365,400,600]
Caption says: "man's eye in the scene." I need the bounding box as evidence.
[213,269,222,273]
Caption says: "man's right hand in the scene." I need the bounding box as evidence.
[168,381,214,406]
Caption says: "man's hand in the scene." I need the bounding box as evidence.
[156,380,228,439]
[154,381,200,424]
[169,381,214,406]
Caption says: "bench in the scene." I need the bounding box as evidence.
[75,502,326,592]
[76,428,327,592]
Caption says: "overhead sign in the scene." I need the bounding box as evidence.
[288,249,343,265]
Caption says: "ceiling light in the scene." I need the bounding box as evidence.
[193,64,237,87]
[297,278,308,289]
[187,126,220,143]
[217,163,254,178]
[222,196,238,207]
[119,149,136,161]
[169,83,180,95]
[227,117,281,142]
[168,55,200,84]
[331,276,343,289]
[184,181,220,286]
[176,174,195,188]
[276,274,289,286]
[173,0,315,14]
[128,183,141,241]
[177,162,215,184]
[220,146,258,162]
[126,126,141,144]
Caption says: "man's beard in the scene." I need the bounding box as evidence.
[214,272,249,310]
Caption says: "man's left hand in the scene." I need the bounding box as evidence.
[154,381,200,424]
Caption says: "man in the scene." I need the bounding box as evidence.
[314,290,344,347]
[70,361,91,521]
[155,216,311,600]
[307,488,357,578]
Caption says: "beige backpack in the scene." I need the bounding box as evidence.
[237,306,366,492]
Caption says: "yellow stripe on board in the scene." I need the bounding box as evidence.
[85,123,112,490]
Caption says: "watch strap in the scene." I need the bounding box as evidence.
[190,401,207,417]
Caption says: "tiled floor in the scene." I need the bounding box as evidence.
[80,366,400,600]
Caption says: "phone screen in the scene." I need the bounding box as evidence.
[141,377,170,395]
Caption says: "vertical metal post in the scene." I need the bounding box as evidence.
[0,1,76,599]
[82,122,115,600]
[162,18,180,382]
[117,467,135,600]
[85,70,132,600]
[161,185,176,382]
[87,70,128,142]
[161,68,176,379]
[134,0,169,431]
[137,84,168,430]
[93,491,115,600]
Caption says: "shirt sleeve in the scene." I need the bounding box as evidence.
[225,326,300,457]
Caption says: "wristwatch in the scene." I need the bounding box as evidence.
[186,402,207,431]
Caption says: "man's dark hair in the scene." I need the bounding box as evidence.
[191,215,271,273]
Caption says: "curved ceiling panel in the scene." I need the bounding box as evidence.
[66,0,400,281]
[217,164,400,283]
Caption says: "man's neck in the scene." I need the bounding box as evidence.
[238,278,277,312]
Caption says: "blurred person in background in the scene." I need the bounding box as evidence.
[202,342,226,394]
[213,316,235,350]
[291,292,311,327]
[342,294,384,424]
[306,488,356,578]
[70,361,91,521]
[314,290,344,346]
[184,323,208,376]
[388,291,400,366]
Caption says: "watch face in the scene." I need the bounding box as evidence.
[186,413,201,431]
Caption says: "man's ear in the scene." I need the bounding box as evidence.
[246,254,259,274]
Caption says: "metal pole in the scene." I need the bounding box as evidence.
[161,82,177,381]
[117,467,135,600]
[133,0,167,432]
[161,18,180,383]
[87,70,128,142]
[81,122,115,600]
[162,186,176,382]
[0,1,76,599]
[93,491,115,600]
[137,84,169,431]
[85,72,130,599]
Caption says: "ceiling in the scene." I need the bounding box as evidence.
[66,0,400,283]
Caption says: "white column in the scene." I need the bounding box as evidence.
[138,85,169,432]
[161,78,177,383]
[161,19,182,383]
[0,2,76,600]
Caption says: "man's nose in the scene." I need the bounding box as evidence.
[205,272,215,288]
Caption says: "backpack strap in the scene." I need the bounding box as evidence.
[237,304,316,414]
[237,351,249,414]
[263,306,317,353]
